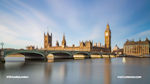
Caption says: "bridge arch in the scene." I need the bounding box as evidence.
[73,52,90,58]
[90,52,101,55]
[4,50,45,60]
[47,51,73,59]
[73,52,90,56]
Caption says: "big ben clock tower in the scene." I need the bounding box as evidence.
[105,24,111,52]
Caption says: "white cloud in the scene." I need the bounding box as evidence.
[46,0,85,31]
[0,0,149,49]
[0,0,64,48]
[128,29,150,41]
[0,24,34,48]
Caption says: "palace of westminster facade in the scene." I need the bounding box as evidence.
[43,24,111,53]
[26,23,150,56]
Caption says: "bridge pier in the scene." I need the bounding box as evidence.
[44,57,48,62]
[102,54,110,58]
[91,55,102,58]
[73,54,85,59]
[47,54,54,60]
[0,50,5,63]
[0,57,5,63]
[73,54,91,59]
[110,55,116,58]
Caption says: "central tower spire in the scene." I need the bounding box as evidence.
[106,24,110,31]
[62,34,66,48]
[105,24,111,52]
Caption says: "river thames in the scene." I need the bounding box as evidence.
[0,57,150,84]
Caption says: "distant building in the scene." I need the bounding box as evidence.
[43,24,112,53]
[26,45,35,50]
[112,45,123,55]
[97,42,101,47]
[113,45,119,51]
[123,38,150,56]
[94,43,97,47]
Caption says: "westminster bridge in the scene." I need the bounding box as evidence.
[0,49,116,62]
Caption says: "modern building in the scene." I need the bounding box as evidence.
[123,38,150,56]
[43,24,112,53]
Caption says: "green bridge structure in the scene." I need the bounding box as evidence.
[0,49,116,63]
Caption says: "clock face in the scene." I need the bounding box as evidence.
[105,32,108,36]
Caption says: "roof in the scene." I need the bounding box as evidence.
[124,39,150,45]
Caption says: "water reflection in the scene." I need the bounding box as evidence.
[1,58,150,84]
[122,57,126,64]
[47,59,54,63]
[104,58,111,84]
[79,59,92,80]
[0,63,5,69]
[44,63,52,84]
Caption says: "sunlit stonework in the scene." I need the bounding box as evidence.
[43,24,111,53]
[124,38,150,56]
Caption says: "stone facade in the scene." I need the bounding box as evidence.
[44,32,52,48]
[124,38,150,56]
[112,45,123,55]
[44,24,112,53]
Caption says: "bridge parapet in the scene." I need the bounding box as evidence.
[1,49,116,62]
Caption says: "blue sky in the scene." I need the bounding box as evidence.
[0,0,150,49]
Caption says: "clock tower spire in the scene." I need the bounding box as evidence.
[105,24,111,52]
[62,34,66,48]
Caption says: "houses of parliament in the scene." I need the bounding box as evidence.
[43,24,111,53]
